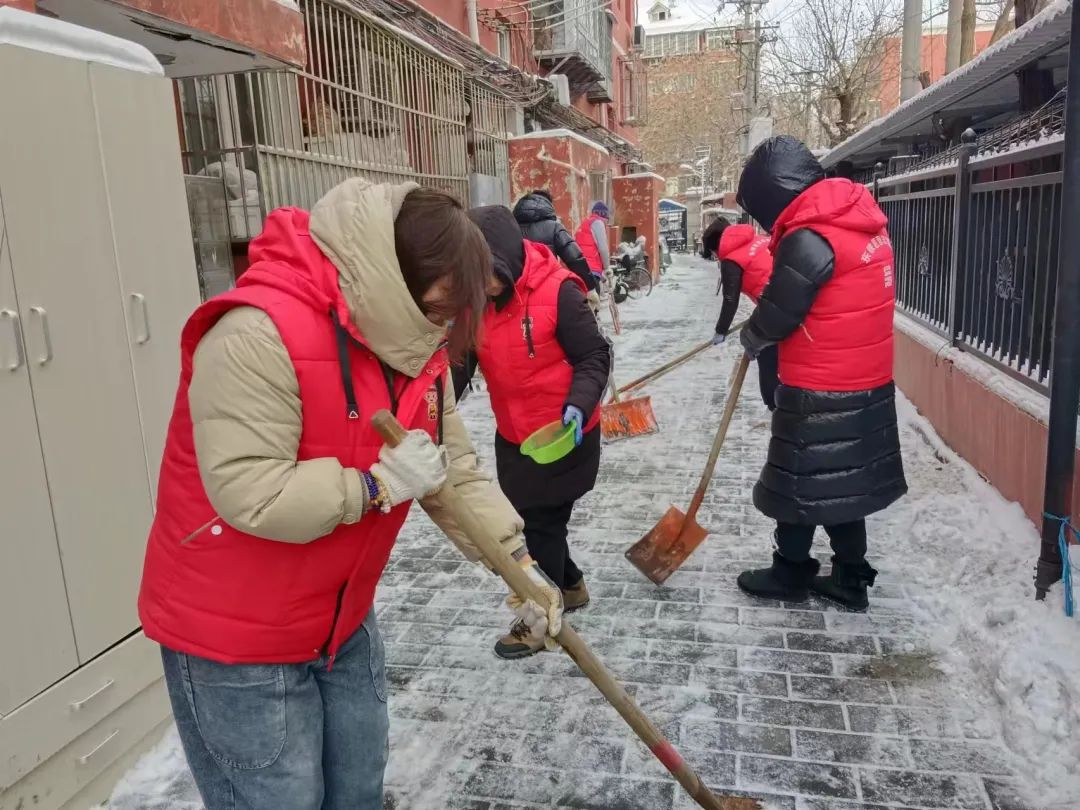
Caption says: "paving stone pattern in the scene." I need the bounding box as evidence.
[378,259,1025,810]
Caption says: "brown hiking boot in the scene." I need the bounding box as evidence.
[494,620,545,660]
[562,578,590,613]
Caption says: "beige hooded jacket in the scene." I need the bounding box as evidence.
[188,179,524,563]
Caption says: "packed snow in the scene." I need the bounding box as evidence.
[102,255,1078,809]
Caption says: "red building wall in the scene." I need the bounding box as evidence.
[895,326,1080,529]
[415,0,639,150]
[509,132,613,233]
[613,173,663,274]
[878,29,995,116]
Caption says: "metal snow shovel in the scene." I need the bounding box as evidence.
[610,320,748,401]
[372,411,759,810]
[595,312,658,443]
[601,365,659,442]
[625,353,751,585]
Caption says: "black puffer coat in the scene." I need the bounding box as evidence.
[460,205,611,510]
[737,137,907,526]
[513,193,597,291]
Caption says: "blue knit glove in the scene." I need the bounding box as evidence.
[563,405,585,446]
[711,331,727,346]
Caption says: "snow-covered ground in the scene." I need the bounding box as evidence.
[105,255,1079,810]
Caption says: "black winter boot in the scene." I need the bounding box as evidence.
[811,559,878,612]
[737,552,821,602]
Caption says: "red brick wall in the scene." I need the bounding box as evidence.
[877,30,995,116]
[414,0,639,145]
[509,133,614,234]
[107,0,306,67]
[613,174,663,275]
[895,327,1080,528]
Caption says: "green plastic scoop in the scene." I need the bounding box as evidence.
[520,420,576,464]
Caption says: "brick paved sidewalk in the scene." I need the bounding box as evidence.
[378,258,1032,810]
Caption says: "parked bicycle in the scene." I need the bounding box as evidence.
[610,243,653,302]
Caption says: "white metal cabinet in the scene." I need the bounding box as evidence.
[0,191,78,716]
[0,47,154,664]
[89,64,200,494]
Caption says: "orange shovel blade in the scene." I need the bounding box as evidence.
[625,506,709,585]
[600,395,658,442]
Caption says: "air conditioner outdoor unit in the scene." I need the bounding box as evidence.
[632,24,645,51]
[547,73,571,106]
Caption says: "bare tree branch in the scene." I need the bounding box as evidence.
[761,0,901,148]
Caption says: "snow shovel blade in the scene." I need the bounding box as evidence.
[625,506,709,585]
[600,394,658,442]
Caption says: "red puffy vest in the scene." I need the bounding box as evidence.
[138,208,446,665]
[477,241,602,444]
[718,224,772,302]
[769,180,896,392]
[575,214,606,274]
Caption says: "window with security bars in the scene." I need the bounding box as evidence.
[467,83,510,183]
[588,170,613,219]
[620,59,646,125]
[705,29,732,51]
[175,0,473,242]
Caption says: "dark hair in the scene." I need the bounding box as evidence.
[531,189,553,202]
[395,188,492,363]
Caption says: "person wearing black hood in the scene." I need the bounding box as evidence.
[512,190,598,295]
[733,136,907,612]
[458,205,611,658]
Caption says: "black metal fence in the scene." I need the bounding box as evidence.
[876,136,1064,390]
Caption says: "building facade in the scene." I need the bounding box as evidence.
[637,2,743,236]
[6,0,651,283]
[876,27,996,117]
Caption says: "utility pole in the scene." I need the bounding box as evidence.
[724,0,768,160]
[792,69,817,148]
[901,0,923,101]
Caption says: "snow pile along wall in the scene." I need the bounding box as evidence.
[890,395,1080,807]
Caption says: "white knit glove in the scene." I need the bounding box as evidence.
[506,558,564,648]
[370,430,448,508]
[586,289,601,314]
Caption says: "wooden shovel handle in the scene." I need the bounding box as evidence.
[615,320,747,398]
[371,411,747,810]
[616,341,711,396]
[685,353,751,522]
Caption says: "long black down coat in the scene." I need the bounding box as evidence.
[512,193,597,292]
[458,205,611,510]
[737,137,907,526]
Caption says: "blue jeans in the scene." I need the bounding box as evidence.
[160,611,389,810]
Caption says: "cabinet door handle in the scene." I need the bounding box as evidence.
[69,678,115,712]
[28,306,53,365]
[0,308,24,371]
[76,729,119,766]
[129,293,150,345]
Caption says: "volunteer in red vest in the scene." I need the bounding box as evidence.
[456,205,611,659]
[575,200,611,285]
[711,223,780,411]
[138,179,562,810]
[733,136,908,612]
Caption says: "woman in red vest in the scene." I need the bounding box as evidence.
[575,200,611,284]
[733,137,908,612]
[710,223,780,411]
[137,179,562,810]
[456,205,611,659]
